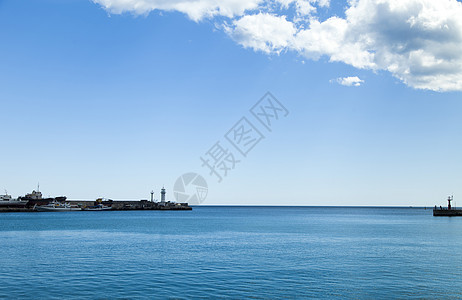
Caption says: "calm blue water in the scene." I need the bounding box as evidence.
[1,206,461,299]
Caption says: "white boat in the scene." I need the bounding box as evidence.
[0,191,28,207]
[34,201,81,212]
[81,204,112,211]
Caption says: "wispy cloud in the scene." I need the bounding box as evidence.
[225,13,296,54]
[92,0,462,92]
[92,0,263,21]
[333,76,364,87]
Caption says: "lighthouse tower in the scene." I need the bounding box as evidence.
[150,190,154,202]
[161,187,166,203]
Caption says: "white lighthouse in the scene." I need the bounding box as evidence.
[161,187,166,203]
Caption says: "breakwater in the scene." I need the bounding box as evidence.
[0,200,192,212]
[69,200,192,211]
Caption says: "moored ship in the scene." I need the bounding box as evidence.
[34,201,81,212]
[19,185,67,208]
[0,191,28,207]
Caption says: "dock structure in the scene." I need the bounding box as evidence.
[433,196,462,216]
[0,187,192,213]
[67,199,192,211]
[1,199,191,213]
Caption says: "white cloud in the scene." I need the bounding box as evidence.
[227,13,296,54]
[274,0,330,16]
[338,0,462,91]
[334,76,364,87]
[295,0,316,16]
[228,0,462,91]
[92,0,262,21]
[93,0,462,92]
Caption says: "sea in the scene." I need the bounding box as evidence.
[0,206,461,299]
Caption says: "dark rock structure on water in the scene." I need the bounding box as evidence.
[433,196,462,216]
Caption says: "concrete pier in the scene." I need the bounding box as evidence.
[68,200,192,211]
[433,208,462,216]
[0,200,192,213]
[433,196,462,216]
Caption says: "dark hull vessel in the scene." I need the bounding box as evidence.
[23,197,67,208]
[17,188,67,208]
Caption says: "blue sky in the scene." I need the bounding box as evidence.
[1,0,462,206]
